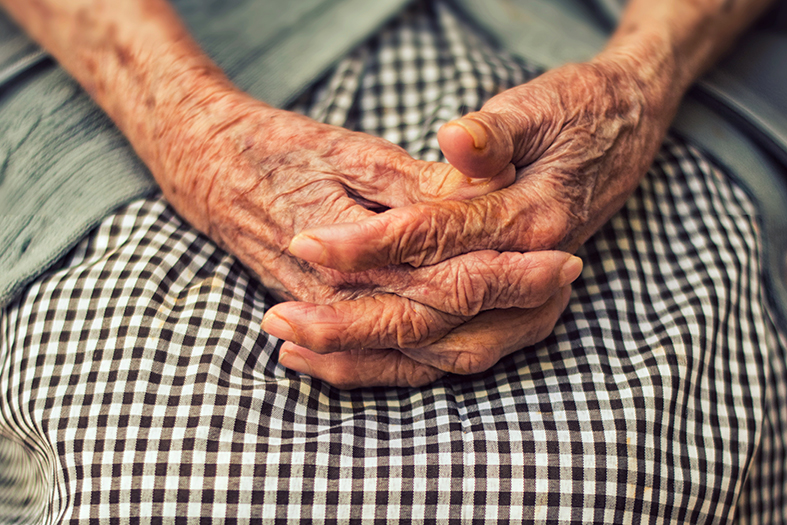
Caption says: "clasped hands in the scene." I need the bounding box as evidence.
[162,58,663,389]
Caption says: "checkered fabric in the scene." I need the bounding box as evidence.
[1,1,786,523]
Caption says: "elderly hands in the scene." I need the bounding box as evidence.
[264,0,780,387]
[269,51,682,387]
[244,0,780,387]
[170,90,583,388]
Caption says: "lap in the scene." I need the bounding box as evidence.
[1,1,785,522]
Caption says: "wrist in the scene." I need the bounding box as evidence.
[600,0,776,106]
[149,84,286,236]
[590,33,686,133]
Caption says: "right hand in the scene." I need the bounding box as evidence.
[153,89,582,387]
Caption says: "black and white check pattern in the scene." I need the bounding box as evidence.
[1,1,786,523]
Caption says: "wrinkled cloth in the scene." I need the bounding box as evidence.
[1,2,786,523]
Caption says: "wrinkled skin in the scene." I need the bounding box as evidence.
[155,90,581,388]
[277,57,678,386]
[289,58,671,270]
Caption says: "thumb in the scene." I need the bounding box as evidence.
[437,108,545,178]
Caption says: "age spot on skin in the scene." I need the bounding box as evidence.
[113,42,134,69]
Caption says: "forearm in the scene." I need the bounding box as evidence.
[0,0,272,230]
[598,0,776,118]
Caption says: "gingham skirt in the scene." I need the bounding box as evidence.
[1,2,786,523]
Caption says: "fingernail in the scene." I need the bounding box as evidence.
[289,234,325,264]
[452,118,487,150]
[279,350,313,376]
[560,256,583,286]
[262,313,297,342]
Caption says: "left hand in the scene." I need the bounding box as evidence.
[285,53,676,271]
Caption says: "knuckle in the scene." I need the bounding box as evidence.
[524,298,565,346]
[453,282,481,317]
[448,347,498,376]
[506,193,571,251]
[388,207,446,267]
[394,311,434,349]
[438,251,514,315]
[395,360,445,388]
[447,262,490,316]
[304,307,346,352]
[308,332,340,353]
[469,195,512,250]
[319,352,372,390]
[530,320,558,348]
[418,163,453,200]
[390,199,491,268]
[325,374,361,390]
[540,299,566,339]
[539,212,572,249]
[501,253,559,307]
[393,303,453,349]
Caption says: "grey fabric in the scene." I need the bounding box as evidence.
[0,67,159,309]
[0,14,42,80]
[451,0,605,67]
[696,32,787,169]
[171,0,414,107]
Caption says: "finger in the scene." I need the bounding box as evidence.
[262,295,464,354]
[275,286,572,388]
[400,285,572,374]
[437,114,516,179]
[288,200,474,272]
[373,250,582,315]
[288,185,566,272]
[437,88,561,179]
[278,343,445,389]
[261,252,581,354]
[329,132,516,207]
[413,160,516,201]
